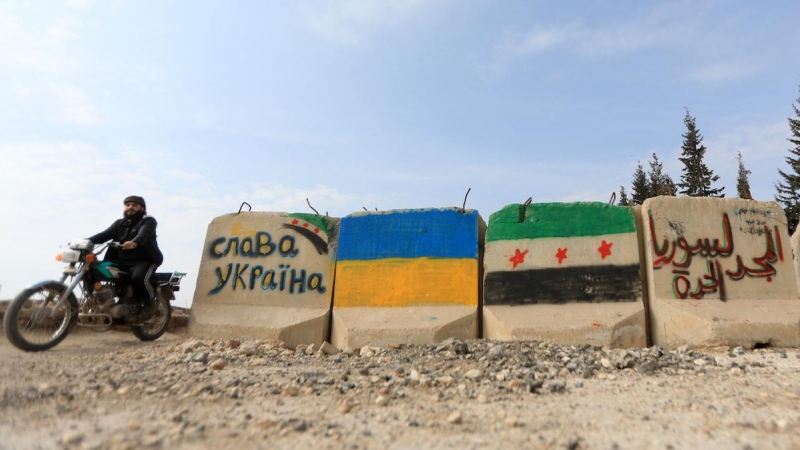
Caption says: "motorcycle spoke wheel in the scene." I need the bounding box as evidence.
[131,295,171,342]
[4,283,78,352]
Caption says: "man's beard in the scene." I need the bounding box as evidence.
[124,210,145,222]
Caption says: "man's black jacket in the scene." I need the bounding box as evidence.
[88,215,164,266]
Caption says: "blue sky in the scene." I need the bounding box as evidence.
[1,0,799,306]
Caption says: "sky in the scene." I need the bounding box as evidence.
[1,0,800,306]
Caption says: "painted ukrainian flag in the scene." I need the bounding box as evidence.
[334,208,480,307]
[484,202,642,305]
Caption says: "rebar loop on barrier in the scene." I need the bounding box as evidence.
[518,197,533,222]
[306,198,320,215]
[238,202,251,214]
[462,188,471,213]
[608,192,617,205]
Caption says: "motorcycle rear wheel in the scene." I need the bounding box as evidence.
[130,293,171,341]
[4,282,78,352]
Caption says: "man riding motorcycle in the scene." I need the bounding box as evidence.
[88,195,164,322]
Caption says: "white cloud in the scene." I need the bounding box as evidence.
[2,13,84,68]
[164,169,205,182]
[7,83,102,128]
[50,84,103,126]
[484,2,741,74]
[707,120,787,162]
[47,16,84,44]
[0,14,27,67]
[0,7,160,126]
[0,14,22,35]
[488,6,687,65]
[64,0,97,8]
[705,120,788,194]
[501,26,571,57]
[571,3,693,57]
[300,0,432,45]
[48,26,75,44]
[686,62,759,83]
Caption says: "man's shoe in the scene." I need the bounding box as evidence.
[126,297,158,323]
[140,299,156,321]
[124,302,146,323]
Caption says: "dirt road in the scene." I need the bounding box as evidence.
[2,328,800,450]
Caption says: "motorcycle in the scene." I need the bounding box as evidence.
[3,239,186,352]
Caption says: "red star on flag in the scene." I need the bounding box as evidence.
[556,247,567,264]
[509,249,529,269]
[598,240,613,259]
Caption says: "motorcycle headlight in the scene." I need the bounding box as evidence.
[60,249,82,263]
[69,239,94,251]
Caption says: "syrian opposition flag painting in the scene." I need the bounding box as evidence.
[484,202,642,305]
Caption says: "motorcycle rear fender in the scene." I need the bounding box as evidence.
[158,285,176,301]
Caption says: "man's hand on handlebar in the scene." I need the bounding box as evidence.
[108,241,137,250]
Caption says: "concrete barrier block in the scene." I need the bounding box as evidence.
[483,202,646,348]
[189,212,338,348]
[331,208,484,350]
[643,197,800,349]
[793,226,800,295]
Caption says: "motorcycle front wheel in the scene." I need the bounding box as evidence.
[130,293,172,341]
[4,282,78,352]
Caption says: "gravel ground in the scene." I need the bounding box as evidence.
[2,328,800,450]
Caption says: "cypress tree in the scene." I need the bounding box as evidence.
[736,152,752,199]
[630,161,649,205]
[648,153,675,196]
[678,109,725,197]
[775,86,800,234]
[618,186,630,206]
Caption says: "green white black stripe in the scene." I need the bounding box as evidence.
[484,202,642,305]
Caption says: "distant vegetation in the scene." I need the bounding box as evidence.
[617,84,800,235]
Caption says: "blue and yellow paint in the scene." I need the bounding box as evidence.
[335,209,480,307]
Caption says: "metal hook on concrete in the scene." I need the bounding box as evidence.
[237,202,251,214]
[306,198,320,215]
[462,188,471,213]
[518,197,533,222]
